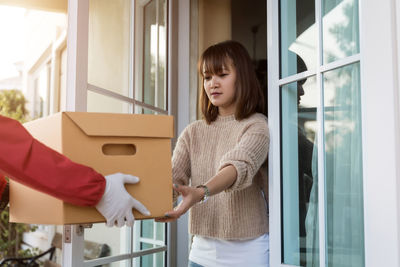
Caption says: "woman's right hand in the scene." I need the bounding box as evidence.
[155,184,204,222]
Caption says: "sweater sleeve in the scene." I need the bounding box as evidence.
[218,120,270,192]
[172,126,191,200]
[0,115,106,206]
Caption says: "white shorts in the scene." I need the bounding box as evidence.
[189,233,270,267]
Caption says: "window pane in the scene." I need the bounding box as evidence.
[139,244,165,267]
[141,219,154,239]
[87,90,131,113]
[155,251,165,267]
[33,64,51,118]
[143,0,156,108]
[84,224,129,258]
[140,243,154,267]
[137,0,168,110]
[323,63,364,267]
[156,222,165,241]
[281,76,319,266]
[134,104,165,115]
[114,260,130,267]
[88,0,131,97]
[322,0,359,64]
[279,0,316,78]
[157,0,167,110]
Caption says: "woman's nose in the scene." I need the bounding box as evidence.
[210,76,218,88]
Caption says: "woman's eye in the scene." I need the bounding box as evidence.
[204,76,211,80]
[219,73,228,77]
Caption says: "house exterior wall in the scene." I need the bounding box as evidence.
[0,0,67,13]
[23,10,66,71]
[0,75,23,90]
[22,9,67,117]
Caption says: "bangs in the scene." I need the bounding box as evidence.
[199,40,265,124]
[200,50,232,77]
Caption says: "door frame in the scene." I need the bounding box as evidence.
[267,0,400,266]
[360,0,400,266]
[65,0,179,266]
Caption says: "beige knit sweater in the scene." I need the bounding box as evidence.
[172,113,270,240]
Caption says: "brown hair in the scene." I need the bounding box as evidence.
[199,40,265,124]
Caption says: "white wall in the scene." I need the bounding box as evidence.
[361,0,400,266]
[394,0,400,261]
[24,10,66,71]
[22,9,67,116]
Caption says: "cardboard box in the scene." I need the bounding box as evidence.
[9,112,173,225]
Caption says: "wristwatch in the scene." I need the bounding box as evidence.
[196,185,209,204]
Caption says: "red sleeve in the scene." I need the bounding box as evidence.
[0,115,106,206]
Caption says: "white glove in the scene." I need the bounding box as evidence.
[95,173,150,227]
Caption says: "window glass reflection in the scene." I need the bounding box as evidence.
[323,63,364,267]
[138,0,168,110]
[88,0,131,97]
[322,0,359,63]
[281,74,319,266]
[87,90,131,114]
[141,219,154,239]
[84,224,128,259]
[157,0,167,110]
[279,0,316,78]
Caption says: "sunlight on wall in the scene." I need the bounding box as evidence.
[0,6,25,80]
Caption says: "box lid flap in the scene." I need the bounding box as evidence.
[64,112,174,138]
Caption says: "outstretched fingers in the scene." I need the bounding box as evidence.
[130,197,151,216]
[106,217,115,227]
[122,174,140,184]
[125,211,135,227]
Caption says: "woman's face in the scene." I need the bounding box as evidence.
[203,61,237,116]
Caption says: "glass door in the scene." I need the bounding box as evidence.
[86,0,169,266]
[66,0,170,266]
[268,0,364,266]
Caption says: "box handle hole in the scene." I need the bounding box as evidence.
[102,144,136,156]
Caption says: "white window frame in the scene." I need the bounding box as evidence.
[49,30,67,113]
[28,45,52,119]
[268,0,400,267]
[360,0,400,266]
[134,0,168,112]
[173,0,191,266]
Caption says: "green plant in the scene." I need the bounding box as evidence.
[0,206,38,259]
[0,89,39,259]
[0,89,30,123]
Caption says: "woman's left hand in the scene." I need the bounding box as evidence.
[155,184,204,222]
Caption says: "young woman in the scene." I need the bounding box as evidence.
[158,40,270,266]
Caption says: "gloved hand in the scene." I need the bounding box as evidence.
[95,173,150,227]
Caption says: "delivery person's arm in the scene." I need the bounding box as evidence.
[0,115,150,227]
[0,115,106,205]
